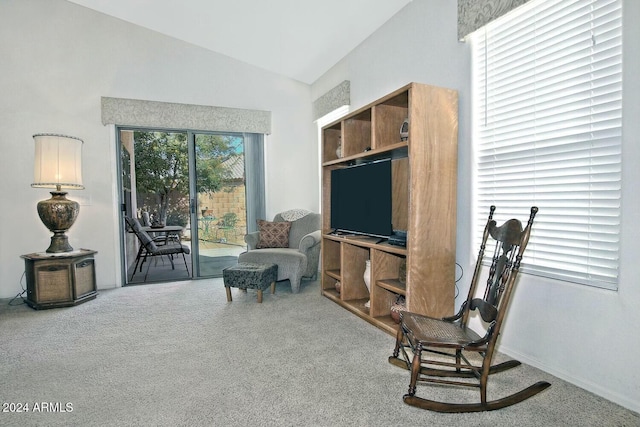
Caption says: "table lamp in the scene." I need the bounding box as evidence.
[31,133,84,253]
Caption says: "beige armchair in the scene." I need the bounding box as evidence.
[239,210,321,293]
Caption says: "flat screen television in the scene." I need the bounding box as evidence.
[330,159,392,238]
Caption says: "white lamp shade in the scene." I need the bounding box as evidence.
[32,133,84,189]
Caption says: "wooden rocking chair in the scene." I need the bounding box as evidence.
[388,206,550,412]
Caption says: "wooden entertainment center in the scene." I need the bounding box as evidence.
[320,82,458,335]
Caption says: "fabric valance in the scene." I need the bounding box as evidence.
[101,97,271,134]
[458,0,532,40]
[312,80,350,121]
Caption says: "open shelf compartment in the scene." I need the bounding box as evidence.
[321,238,341,293]
[343,109,372,157]
[373,89,409,150]
[370,249,406,318]
[340,243,370,302]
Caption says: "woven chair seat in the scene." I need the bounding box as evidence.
[402,312,482,348]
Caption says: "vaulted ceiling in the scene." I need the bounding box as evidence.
[67,0,412,84]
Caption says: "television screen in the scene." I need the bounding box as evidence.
[330,159,392,238]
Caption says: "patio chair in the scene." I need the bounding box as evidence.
[125,216,191,281]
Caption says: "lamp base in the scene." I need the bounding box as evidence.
[47,231,74,253]
[37,191,79,253]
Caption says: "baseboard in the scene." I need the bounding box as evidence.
[499,344,639,414]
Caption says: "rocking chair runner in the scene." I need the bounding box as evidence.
[388,206,550,412]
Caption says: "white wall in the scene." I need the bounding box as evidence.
[312,0,640,413]
[0,0,318,298]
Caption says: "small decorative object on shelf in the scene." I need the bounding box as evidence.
[390,295,406,324]
[398,258,407,284]
[363,259,371,308]
[336,136,343,158]
[400,118,409,141]
[335,281,341,294]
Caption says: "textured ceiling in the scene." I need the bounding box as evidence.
[66,0,412,84]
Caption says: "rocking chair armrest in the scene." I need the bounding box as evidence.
[441,300,468,322]
[464,321,496,350]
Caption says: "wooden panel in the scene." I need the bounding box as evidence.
[322,126,342,163]
[377,279,406,295]
[341,243,370,301]
[74,258,96,298]
[373,103,409,149]
[322,238,341,291]
[380,89,409,108]
[372,249,404,280]
[392,158,408,232]
[406,83,458,318]
[370,249,404,317]
[36,264,72,302]
[343,109,372,156]
[321,166,335,229]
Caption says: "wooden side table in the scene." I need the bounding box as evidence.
[21,249,98,309]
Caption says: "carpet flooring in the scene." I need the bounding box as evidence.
[1,279,638,426]
[127,254,237,285]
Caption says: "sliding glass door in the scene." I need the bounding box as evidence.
[119,128,263,284]
[192,132,247,277]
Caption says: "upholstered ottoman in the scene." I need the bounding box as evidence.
[223,262,278,303]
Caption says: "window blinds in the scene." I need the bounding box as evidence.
[469,0,622,289]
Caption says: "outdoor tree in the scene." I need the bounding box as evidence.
[132,131,240,225]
